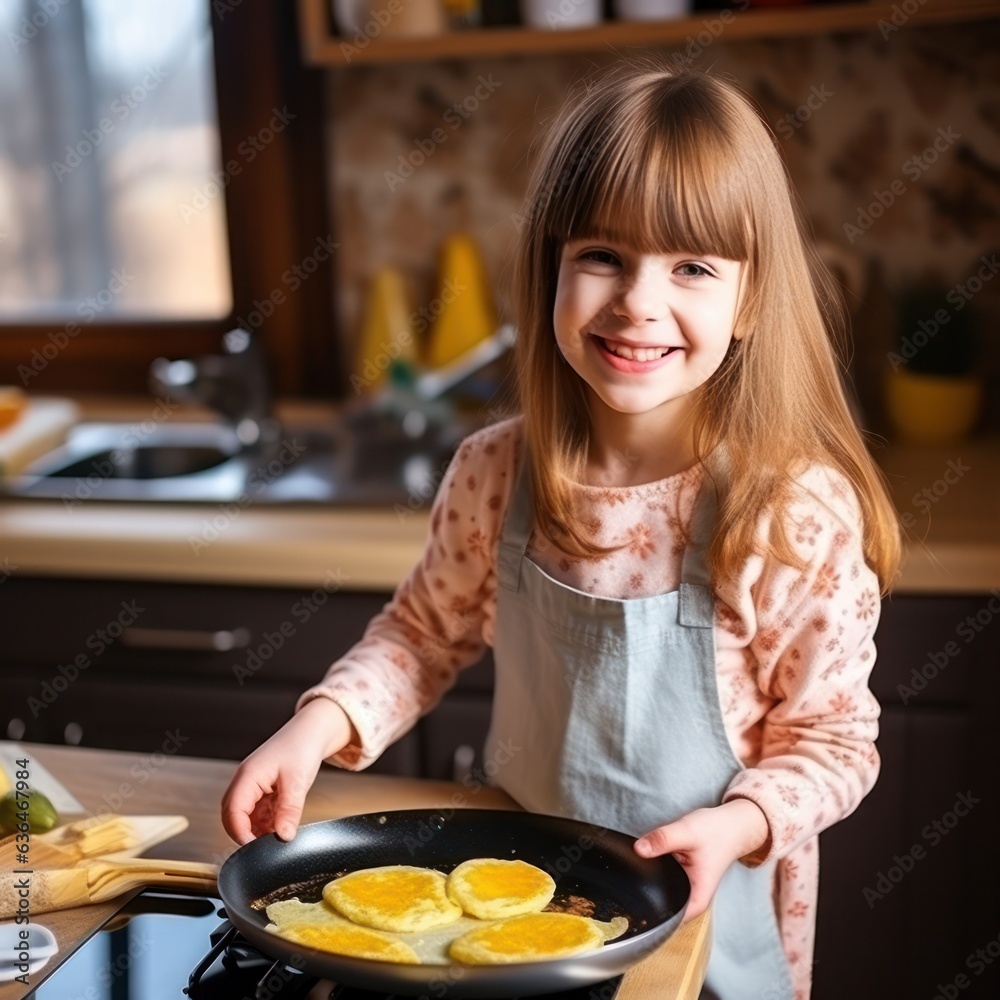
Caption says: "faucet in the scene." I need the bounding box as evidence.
[149,328,281,448]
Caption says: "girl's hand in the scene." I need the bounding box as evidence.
[221,697,357,846]
[633,799,771,921]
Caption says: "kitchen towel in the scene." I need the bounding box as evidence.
[0,396,81,480]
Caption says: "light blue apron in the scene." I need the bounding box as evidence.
[485,451,794,1000]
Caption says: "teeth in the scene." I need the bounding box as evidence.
[602,339,671,362]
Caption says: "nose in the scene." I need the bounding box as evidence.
[612,259,668,325]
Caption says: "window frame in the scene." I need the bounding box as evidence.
[0,0,341,398]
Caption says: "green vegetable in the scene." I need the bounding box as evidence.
[0,788,59,835]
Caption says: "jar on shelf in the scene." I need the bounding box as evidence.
[520,0,603,30]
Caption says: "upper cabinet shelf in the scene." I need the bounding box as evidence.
[298,0,1000,67]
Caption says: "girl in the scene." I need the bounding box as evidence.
[222,64,901,1000]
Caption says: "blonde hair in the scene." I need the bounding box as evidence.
[512,62,901,595]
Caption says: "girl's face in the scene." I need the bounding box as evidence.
[554,237,744,425]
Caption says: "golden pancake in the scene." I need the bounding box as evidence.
[446,858,556,919]
[265,899,420,963]
[266,898,485,965]
[323,865,463,933]
[449,911,606,964]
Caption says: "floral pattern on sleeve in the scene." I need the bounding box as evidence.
[720,464,882,865]
[294,418,521,768]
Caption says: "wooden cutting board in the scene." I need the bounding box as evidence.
[0,815,189,869]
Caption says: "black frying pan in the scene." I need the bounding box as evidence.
[218,808,690,998]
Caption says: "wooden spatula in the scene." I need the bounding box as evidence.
[0,856,218,918]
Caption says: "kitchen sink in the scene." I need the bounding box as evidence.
[3,416,469,506]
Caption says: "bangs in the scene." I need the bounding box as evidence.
[541,75,753,263]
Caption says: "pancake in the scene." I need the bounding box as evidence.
[266,898,483,964]
[265,899,420,963]
[445,858,556,919]
[322,865,463,932]
[449,911,606,965]
[266,896,629,966]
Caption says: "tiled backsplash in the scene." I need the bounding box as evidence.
[326,18,1000,432]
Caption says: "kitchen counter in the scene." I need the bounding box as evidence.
[0,742,710,1000]
[1,395,998,594]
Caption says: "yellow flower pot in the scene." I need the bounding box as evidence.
[885,368,983,446]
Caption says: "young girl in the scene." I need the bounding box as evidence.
[223,64,900,999]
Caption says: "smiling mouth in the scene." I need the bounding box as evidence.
[594,336,681,362]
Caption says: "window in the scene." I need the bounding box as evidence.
[1,0,231,319]
[0,0,338,396]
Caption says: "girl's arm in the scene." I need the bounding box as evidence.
[719,464,883,865]
[294,420,520,770]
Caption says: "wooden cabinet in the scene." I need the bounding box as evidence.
[1,576,422,775]
[814,595,999,1000]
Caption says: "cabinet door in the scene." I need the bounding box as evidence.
[31,674,300,761]
[814,706,989,999]
[0,675,49,744]
[815,706,907,999]
[3,575,390,687]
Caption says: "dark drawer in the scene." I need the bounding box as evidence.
[4,576,389,687]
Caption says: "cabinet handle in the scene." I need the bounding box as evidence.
[6,719,26,741]
[121,627,251,652]
[452,744,475,784]
[64,722,83,746]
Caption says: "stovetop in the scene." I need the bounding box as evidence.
[29,890,624,999]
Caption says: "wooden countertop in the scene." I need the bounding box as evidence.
[0,743,709,1000]
[1,394,997,594]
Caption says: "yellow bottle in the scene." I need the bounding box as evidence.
[353,266,418,395]
[425,233,497,370]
